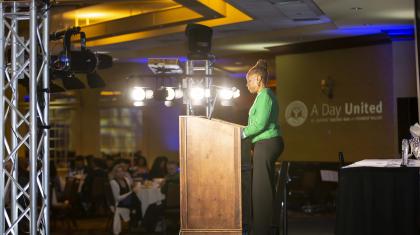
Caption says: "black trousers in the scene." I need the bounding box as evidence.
[252,136,284,235]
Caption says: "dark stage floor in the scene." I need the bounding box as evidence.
[51,211,335,235]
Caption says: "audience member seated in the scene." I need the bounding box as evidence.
[105,155,115,172]
[161,161,180,231]
[109,164,142,235]
[114,159,133,185]
[149,156,168,179]
[68,156,87,179]
[142,160,179,232]
[50,161,63,200]
[161,161,180,196]
[131,155,149,181]
[81,157,108,215]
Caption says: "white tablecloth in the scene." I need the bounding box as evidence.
[134,186,165,216]
[344,159,420,168]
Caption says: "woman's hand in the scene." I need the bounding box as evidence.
[240,127,246,139]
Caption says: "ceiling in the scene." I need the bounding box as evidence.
[49,0,415,73]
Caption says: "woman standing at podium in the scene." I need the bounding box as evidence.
[242,59,284,235]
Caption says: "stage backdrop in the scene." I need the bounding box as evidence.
[276,43,398,162]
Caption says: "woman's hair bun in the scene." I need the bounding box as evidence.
[255,59,268,71]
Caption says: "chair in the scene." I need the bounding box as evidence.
[163,182,180,233]
[51,177,80,229]
[89,175,109,216]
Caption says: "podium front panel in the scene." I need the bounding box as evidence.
[180,116,242,234]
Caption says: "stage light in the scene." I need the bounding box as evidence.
[233,88,240,98]
[218,88,234,100]
[49,27,113,92]
[164,101,173,107]
[189,87,205,100]
[205,88,211,98]
[133,101,145,107]
[220,100,234,106]
[145,90,154,99]
[214,86,241,107]
[175,87,183,99]
[218,87,241,100]
[166,87,176,101]
[131,87,146,101]
[218,87,240,100]
[154,87,177,101]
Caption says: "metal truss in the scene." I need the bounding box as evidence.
[184,59,213,117]
[0,1,50,235]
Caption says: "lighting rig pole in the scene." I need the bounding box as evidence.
[0,1,50,235]
[184,58,214,117]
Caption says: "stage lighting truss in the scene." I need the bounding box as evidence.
[184,81,240,110]
[130,85,184,107]
[148,58,183,75]
[130,58,241,111]
[183,58,241,118]
[0,1,51,235]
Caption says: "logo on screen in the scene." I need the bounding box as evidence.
[285,100,308,127]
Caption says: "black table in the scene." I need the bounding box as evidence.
[336,166,420,235]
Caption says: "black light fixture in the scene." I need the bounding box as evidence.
[62,74,85,90]
[185,24,213,59]
[49,81,65,93]
[87,72,106,88]
[153,87,176,101]
[49,26,112,92]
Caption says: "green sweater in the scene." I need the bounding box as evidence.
[243,88,281,143]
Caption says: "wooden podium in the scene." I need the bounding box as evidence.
[179,116,251,235]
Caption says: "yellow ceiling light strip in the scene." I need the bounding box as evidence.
[197,0,252,27]
[82,6,202,41]
[86,0,252,47]
[87,25,188,47]
[65,0,181,27]
[197,0,227,15]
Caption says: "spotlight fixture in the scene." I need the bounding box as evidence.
[131,87,146,101]
[154,87,176,101]
[189,87,205,100]
[133,101,145,107]
[216,87,241,106]
[130,86,154,107]
[49,26,113,91]
[219,88,234,100]
[164,101,174,107]
[175,87,183,99]
[218,87,240,100]
[166,87,176,100]
[188,87,205,106]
